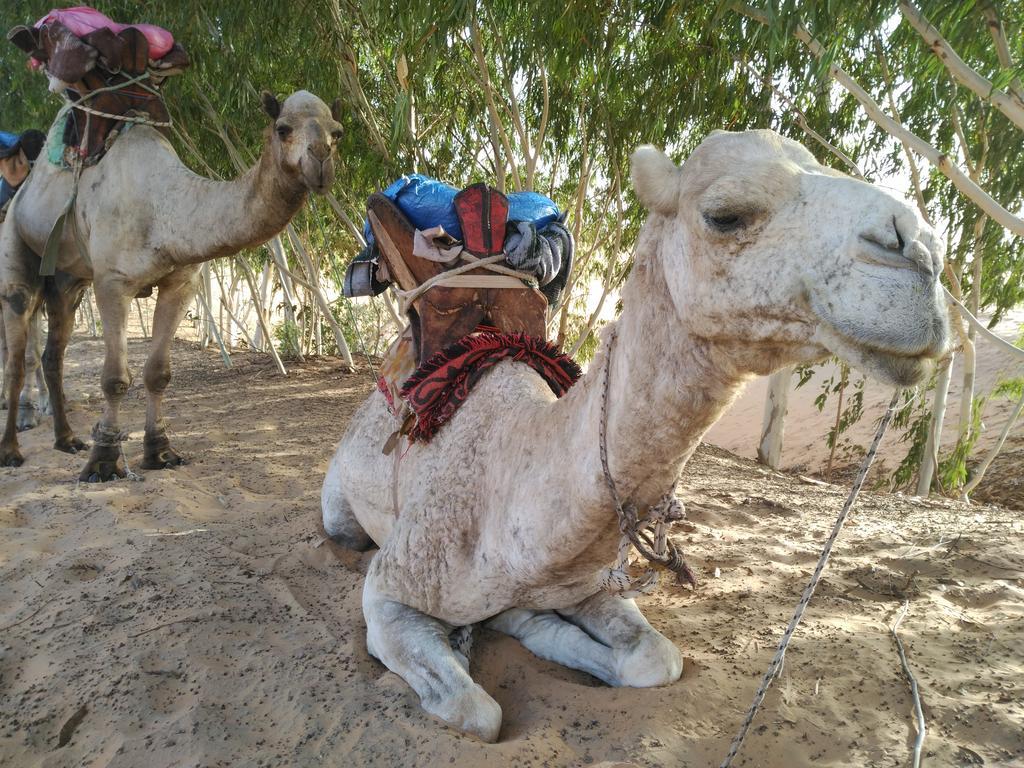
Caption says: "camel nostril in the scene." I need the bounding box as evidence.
[308,145,330,163]
[894,216,906,252]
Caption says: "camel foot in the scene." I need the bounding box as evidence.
[0,443,25,467]
[364,584,502,742]
[79,444,127,482]
[140,431,186,470]
[488,593,683,689]
[422,679,502,743]
[54,435,88,454]
[16,403,40,432]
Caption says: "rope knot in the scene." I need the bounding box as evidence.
[91,423,129,447]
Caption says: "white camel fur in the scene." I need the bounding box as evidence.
[321,129,950,742]
[0,90,343,478]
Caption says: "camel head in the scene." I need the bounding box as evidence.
[630,129,950,386]
[260,90,343,195]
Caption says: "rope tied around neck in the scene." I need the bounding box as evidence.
[597,327,698,598]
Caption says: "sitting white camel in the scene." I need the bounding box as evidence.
[322,129,950,741]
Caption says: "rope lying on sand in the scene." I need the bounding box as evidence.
[719,389,902,768]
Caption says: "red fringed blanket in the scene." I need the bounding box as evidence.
[397,332,581,443]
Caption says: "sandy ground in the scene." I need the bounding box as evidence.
[1,336,1023,767]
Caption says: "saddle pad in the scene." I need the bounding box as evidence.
[398,332,580,442]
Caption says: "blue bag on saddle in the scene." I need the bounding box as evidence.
[363,173,560,246]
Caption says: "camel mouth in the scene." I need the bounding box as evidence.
[812,321,945,387]
[857,347,935,387]
[300,156,335,195]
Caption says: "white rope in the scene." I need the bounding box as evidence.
[719,390,901,768]
[69,101,170,128]
[55,70,170,131]
[891,601,926,768]
[393,253,536,313]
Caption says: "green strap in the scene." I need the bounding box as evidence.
[40,187,76,276]
[40,181,91,277]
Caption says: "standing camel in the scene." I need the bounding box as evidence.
[321,129,951,741]
[0,90,343,479]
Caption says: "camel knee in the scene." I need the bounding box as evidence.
[615,633,683,688]
[143,360,171,393]
[321,488,372,550]
[322,453,374,549]
[40,345,61,374]
[101,374,131,398]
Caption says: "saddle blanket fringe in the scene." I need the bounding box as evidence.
[394,332,581,442]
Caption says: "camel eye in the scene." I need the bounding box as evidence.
[330,129,343,143]
[704,211,743,232]
[276,124,293,140]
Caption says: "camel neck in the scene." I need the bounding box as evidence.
[173,136,308,266]
[541,218,751,568]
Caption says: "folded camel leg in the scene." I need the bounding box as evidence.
[362,574,502,742]
[487,590,682,688]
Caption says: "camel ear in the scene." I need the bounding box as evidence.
[260,90,281,120]
[330,98,343,123]
[630,145,681,215]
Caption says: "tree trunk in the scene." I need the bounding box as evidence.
[962,388,1024,500]
[286,225,354,368]
[252,262,273,351]
[238,257,287,376]
[917,353,954,496]
[958,217,986,436]
[268,236,304,361]
[757,368,791,469]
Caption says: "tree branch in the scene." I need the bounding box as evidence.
[732,2,1024,237]
[470,16,523,191]
[873,37,928,220]
[980,1,1024,106]
[899,0,1024,131]
[741,58,864,179]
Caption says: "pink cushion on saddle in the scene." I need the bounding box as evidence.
[35,7,175,59]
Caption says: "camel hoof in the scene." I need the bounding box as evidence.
[55,436,88,454]
[140,448,186,470]
[79,447,127,483]
[424,684,503,743]
[0,445,25,467]
[141,431,185,470]
[16,407,40,432]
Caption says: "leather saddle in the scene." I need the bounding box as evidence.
[8,21,189,164]
[367,192,548,364]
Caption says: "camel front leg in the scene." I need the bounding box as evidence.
[79,282,133,482]
[140,272,198,469]
[559,590,683,687]
[42,278,88,453]
[363,572,503,742]
[0,286,42,466]
[15,310,45,431]
[488,591,682,688]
